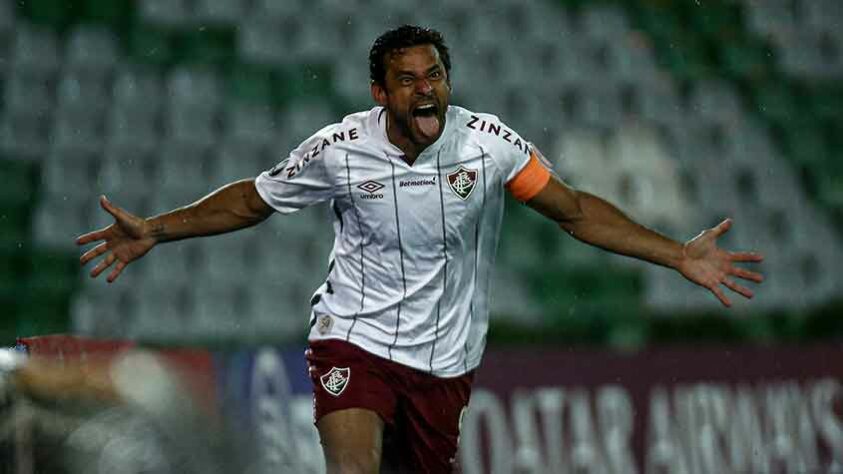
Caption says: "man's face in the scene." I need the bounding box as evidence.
[372,44,451,147]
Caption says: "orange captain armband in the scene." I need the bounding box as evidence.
[506,151,552,202]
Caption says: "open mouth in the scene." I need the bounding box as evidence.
[411,103,441,140]
[412,103,438,117]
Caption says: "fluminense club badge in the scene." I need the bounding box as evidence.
[446,166,478,200]
[320,367,350,397]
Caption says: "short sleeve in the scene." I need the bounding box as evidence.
[255,133,337,214]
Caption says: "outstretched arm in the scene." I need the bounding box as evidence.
[526,176,764,307]
[77,178,274,283]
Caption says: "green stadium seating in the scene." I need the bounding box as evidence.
[228,64,277,105]
[127,23,176,66]
[17,0,74,30]
[80,0,132,28]
[719,40,773,80]
[178,27,236,65]
[753,81,800,124]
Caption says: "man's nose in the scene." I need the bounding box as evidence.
[415,78,433,95]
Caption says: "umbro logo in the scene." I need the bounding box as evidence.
[358,180,385,193]
[358,180,385,200]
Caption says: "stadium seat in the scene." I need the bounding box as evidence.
[32,198,88,250]
[194,0,246,25]
[188,281,248,341]
[0,109,50,160]
[10,24,60,76]
[138,0,191,27]
[194,233,256,286]
[107,105,161,151]
[154,140,215,199]
[280,99,336,146]
[3,71,53,117]
[65,26,119,77]
[223,102,277,147]
[0,1,13,34]
[52,108,105,155]
[290,19,343,64]
[687,79,745,126]
[802,0,843,32]
[137,241,196,288]
[249,281,310,340]
[56,74,110,120]
[238,17,288,66]
[741,0,795,37]
[227,64,276,105]
[112,65,165,112]
[168,68,222,112]
[98,146,156,208]
[209,140,266,187]
[127,23,175,66]
[41,148,100,206]
[131,282,191,341]
[250,0,301,20]
[166,102,219,146]
[579,4,629,43]
[630,76,684,129]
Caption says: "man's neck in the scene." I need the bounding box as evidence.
[386,114,424,165]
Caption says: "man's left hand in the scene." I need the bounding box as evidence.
[676,218,764,307]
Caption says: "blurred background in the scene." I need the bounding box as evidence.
[1,0,841,349]
[0,0,842,472]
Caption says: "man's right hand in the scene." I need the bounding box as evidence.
[77,195,157,283]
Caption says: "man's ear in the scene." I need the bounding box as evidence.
[371,81,388,107]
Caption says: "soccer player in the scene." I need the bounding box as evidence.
[78,25,764,473]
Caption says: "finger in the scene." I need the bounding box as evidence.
[90,253,116,278]
[722,278,754,299]
[730,266,764,283]
[80,242,108,266]
[729,251,764,263]
[76,228,108,245]
[106,261,126,283]
[100,195,130,222]
[710,284,732,308]
[711,218,733,238]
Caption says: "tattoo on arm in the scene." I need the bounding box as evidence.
[149,222,167,239]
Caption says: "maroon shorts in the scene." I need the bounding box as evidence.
[306,339,474,473]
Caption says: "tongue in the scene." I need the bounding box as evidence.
[414,114,441,139]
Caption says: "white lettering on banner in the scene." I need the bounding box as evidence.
[290,396,327,473]
[251,351,325,474]
[461,389,514,474]
[598,386,636,474]
[647,379,841,474]
[460,386,636,474]
[252,349,302,472]
[569,389,605,473]
[535,388,566,473]
[460,379,843,474]
[812,379,843,472]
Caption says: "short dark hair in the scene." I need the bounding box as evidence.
[368,25,452,87]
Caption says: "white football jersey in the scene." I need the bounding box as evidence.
[255,105,550,377]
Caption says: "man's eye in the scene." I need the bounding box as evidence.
[430,71,442,79]
[400,78,413,85]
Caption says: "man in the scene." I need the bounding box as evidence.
[78,25,763,473]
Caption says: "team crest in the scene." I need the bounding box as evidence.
[320,367,350,397]
[446,166,478,200]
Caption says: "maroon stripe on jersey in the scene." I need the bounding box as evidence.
[432,149,447,373]
[344,153,366,340]
[466,146,488,373]
[387,159,408,361]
